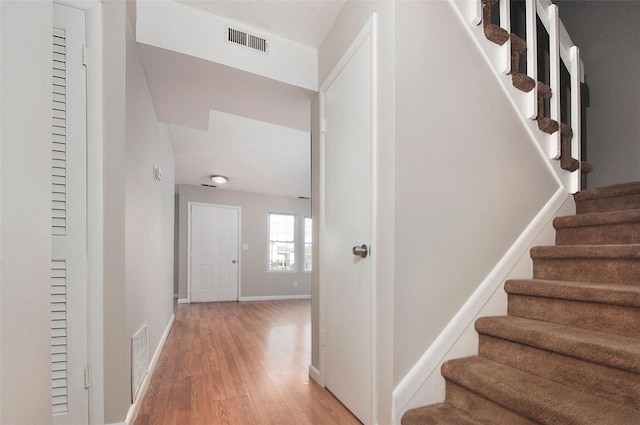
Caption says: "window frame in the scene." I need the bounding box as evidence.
[303,216,312,272]
[267,212,298,272]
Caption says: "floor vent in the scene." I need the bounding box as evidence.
[131,322,149,402]
[227,26,268,53]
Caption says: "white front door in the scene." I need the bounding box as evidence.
[189,203,240,302]
[52,3,89,424]
[321,16,377,425]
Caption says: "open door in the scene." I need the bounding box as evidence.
[320,15,377,425]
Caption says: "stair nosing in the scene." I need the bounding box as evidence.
[554,209,640,229]
[504,278,640,308]
[443,356,640,424]
[475,316,640,373]
[530,244,640,259]
[574,182,640,201]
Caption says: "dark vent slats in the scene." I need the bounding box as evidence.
[227,27,268,53]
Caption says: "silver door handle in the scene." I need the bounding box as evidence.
[352,244,369,258]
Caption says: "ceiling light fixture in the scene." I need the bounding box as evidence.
[210,175,228,185]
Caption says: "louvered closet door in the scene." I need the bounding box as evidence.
[52,4,88,424]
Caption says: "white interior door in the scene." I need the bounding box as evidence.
[322,16,376,425]
[189,203,240,302]
[51,3,89,424]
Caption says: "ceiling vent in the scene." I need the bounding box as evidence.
[227,27,268,53]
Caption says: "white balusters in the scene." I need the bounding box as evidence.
[451,0,585,193]
[569,45,582,193]
[525,0,538,119]
[546,3,562,160]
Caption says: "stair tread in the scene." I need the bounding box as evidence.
[401,403,484,425]
[511,73,535,92]
[531,244,640,259]
[475,315,640,373]
[537,117,559,134]
[554,209,640,229]
[443,356,640,424]
[484,24,509,45]
[575,182,640,202]
[505,278,640,307]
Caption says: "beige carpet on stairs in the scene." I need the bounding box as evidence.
[402,182,640,424]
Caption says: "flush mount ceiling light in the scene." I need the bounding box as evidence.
[210,175,228,185]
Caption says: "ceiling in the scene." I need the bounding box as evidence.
[138,1,346,198]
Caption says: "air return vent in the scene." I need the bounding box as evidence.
[131,322,149,402]
[227,27,268,53]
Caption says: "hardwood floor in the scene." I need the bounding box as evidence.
[134,300,362,425]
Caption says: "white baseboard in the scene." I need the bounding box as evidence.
[239,294,311,302]
[308,364,322,385]
[177,298,190,304]
[125,313,175,425]
[392,187,571,423]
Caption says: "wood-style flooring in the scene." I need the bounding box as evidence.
[134,300,362,425]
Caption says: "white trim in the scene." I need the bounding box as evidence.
[239,295,310,302]
[317,90,326,388]
[308,364,322,385]
[392,186,568,420]
[319,14,378,425]
[370,14,379,425]
[80,1,105,424]
[186,202,241,303]
[177,298,190,304]
[125,314,175,425]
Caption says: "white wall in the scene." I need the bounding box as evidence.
[0,2,53,423]
[393,0,558,387]
[555,1,640,188]
[136,0,317,91]
[125,3,175,401]
[176,184,311,300]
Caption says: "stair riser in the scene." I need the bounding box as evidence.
[576,193,640,214]
[446,382,537,425]
[508,294,640,339]
[555,223,640,245]
[478,335,640,410]
[533,258,640,285]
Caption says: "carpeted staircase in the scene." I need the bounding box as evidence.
[401,182,640,424]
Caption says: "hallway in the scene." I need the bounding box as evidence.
[134,300,361,425]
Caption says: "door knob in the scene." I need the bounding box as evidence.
[352,244,369,258]
[232,260,237,264]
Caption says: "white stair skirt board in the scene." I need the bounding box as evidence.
[392,187,571,423]
[125,314,175,425]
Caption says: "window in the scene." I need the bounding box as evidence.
[304,217,312,272]
[269,213,296,271]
